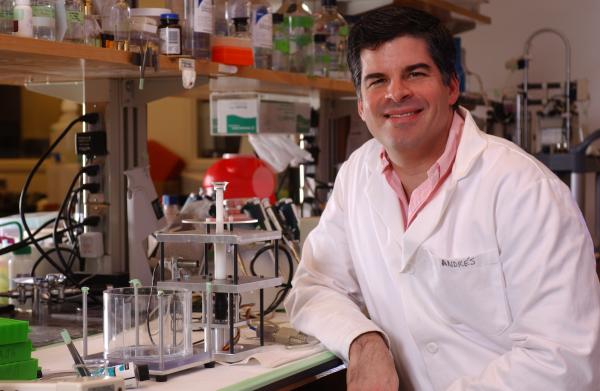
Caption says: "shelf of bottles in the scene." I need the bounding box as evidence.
[0,0,488,92]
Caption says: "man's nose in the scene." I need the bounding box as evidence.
[385,77,411,102]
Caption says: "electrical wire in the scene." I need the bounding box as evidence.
[249,243,294,315]
[19,113,99,287]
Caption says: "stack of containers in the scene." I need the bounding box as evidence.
[0,318,38,380]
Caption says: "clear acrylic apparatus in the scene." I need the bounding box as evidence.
[103,287,193,371]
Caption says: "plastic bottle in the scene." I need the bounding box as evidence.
[250,0,272,69]
[312,0,348,79]
[13,0,33,38]
[109,0,129,50]
[82,0,101,46]
[0,0,14,34]
[162,195,180,226]
[285,0,313,73]
[159,13,181,55]
[63,0,84,43]
[227,0,250,37]
[271,11,288,71]
[32,0,56,40]
[185,0,213,59]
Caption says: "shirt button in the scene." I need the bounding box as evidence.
[426,342,439,354]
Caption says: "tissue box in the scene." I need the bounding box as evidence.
[210,92,311,135]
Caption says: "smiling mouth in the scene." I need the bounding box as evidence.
[384,109,423,118]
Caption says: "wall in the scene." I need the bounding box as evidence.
[460,0,600,132]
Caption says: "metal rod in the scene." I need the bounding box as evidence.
[274,240,280,278]
[158,290,164,370]
[259,289,264,346]
[204,220,210,276]
[159,242,165,281]
[228,293,234,354]
[81,286,89,359]
[233,245,238,284]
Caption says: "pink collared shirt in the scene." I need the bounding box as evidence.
[380,111,464,229]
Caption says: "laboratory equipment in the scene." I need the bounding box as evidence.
[102,286,211,380]
[517,28,571,152]
[156,181,283,363]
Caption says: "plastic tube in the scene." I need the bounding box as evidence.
[212,182,228,280]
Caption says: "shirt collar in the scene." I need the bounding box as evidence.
[379,111,464,176]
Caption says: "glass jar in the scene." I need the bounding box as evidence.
[63,0,84,43]
[32,0,56,40]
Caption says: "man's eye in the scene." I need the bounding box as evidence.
[408,71,426,79]
[368,79,384,87]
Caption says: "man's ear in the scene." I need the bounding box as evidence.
[448,75,460,106]
[357,96,365,121]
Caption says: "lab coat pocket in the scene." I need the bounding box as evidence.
[423,248,512,336]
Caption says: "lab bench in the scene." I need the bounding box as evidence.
[32,330,345,391]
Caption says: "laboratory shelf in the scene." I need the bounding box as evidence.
[155,228,282,245]
[0,34,355,94]
[158,275,283,294]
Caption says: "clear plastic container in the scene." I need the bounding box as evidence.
[32,0,56,40]
[312,0,348,79]
[103,287,192,368]
[108,0,129,50]
[271,12,288,71]
[285,0,313,73]
[0,0,13,35]
[185,0,212,59]
[63,0,84,43]
[250,0,272,69]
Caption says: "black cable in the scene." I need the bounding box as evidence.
[249,244,294,315]
[19,113,99,287]
[0,218,56,256]
[30,247,78,277]
[53,167,87,276]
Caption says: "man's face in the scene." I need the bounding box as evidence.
[357,36,459,160]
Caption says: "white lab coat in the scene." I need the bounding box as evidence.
[285,108,600,390]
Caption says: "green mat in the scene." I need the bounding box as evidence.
[0,318,30,345]
[0,340,32,365]
[0,358,38,380]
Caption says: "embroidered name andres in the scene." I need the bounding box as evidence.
[440,257,476,268]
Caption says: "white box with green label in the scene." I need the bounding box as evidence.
[210,92,311,135]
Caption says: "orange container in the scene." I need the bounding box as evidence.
[211,36,254,66]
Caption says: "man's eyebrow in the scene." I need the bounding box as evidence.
[404,63,432,73]
[362,72,386,82]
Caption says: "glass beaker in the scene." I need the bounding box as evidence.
[32,0,56,40]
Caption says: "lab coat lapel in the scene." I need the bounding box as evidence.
[401,108,488,271]
[365,159,408,272]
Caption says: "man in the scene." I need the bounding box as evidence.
[284,5,600,391]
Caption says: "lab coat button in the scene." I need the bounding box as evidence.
[426,342,439,354]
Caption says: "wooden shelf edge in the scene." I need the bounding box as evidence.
[418,0,491,24]
[0,35,131,65]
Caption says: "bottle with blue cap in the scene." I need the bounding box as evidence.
[159,13,182,55]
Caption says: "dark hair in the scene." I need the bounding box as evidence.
[347,6,457,96]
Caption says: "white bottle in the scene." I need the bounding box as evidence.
[250,0,272,69]
[13,0,33,38]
